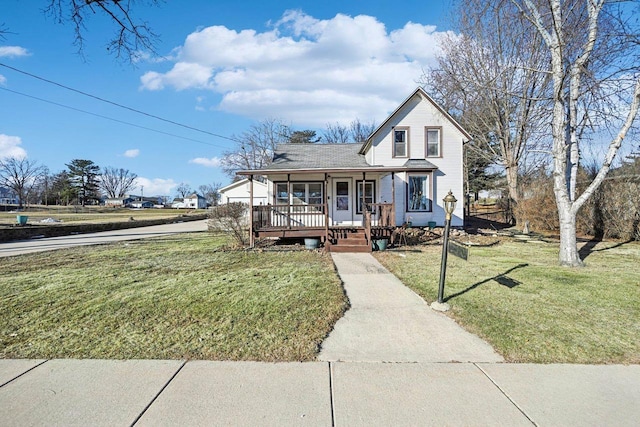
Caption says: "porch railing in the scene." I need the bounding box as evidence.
[363,209,372,246]
[253,204,327,229]
[367,203,394,227]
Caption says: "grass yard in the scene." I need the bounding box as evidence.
[0,233,347,361]
[375,239,640,364]
[0,206,204,226]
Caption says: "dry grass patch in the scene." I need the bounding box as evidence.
[376,239,640,364]
[1,233,347,361]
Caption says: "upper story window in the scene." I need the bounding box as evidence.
[393,127,409,158]
[426,128,441,157]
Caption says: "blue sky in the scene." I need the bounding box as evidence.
[0,0,454,197]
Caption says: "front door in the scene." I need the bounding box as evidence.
[332,178,353,225]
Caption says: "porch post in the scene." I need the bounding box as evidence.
[249,175,255,248]
[324,173,329,243]
[391,172,396,226]
[287,174,291,229]
[362,172,366,215]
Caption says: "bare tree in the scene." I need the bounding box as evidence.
[44,0,160,62]
[199,183,222,206]
[99,166,138,198]
[323,119,376,144]
[349,119,376,143]
[422,0,552,223]
[175,182,192,198]
[323,122,350,144]
[221,118,291,180]
[0,157,45,209]
[514,0,640,266]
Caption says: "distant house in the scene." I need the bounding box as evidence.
[130,200,154,208]
[171,198,185,208]
[172,193,207,209]
[1,186,19,205]
[105,197,134,207]
[219,179,268,205]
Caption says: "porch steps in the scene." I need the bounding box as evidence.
[326,228,371,253]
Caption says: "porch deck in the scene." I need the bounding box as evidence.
[251,203,395,252]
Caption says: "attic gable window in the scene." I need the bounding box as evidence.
[393,127,409,158]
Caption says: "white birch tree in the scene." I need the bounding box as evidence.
[516,0,640,266]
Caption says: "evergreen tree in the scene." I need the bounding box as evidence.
[66,159,100,206]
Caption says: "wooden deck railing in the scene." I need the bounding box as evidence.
[363,209,372,245]
[253,204,327,229]
[367,203,394,227]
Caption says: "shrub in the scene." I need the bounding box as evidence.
[208,202,249,247]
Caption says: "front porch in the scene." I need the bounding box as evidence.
[251,203,395,252]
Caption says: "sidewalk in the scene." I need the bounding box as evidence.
[1,359,639,426]
[320,253,503,363]
[1,252,639,425]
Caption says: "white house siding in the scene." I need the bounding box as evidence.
[220,179,268,205]
[368,93,465,226]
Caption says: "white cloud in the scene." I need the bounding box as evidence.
[123,148,140,158]
[0,74,5,85]
[189,157,222,168]
[0,134,27,159]
[140,11,452,126]
[0,46,31,58]
[134,177,178,196]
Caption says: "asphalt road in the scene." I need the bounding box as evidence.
[0,220,209,258]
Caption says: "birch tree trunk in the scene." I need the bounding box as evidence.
[522,0,640,266]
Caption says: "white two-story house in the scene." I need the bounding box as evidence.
[238,87,470,251]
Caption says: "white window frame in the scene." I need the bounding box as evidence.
[356,180,376,214]
[425,127,441,158]
[393,127,409,158]
[406,173,433,212]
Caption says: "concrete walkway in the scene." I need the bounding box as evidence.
[319,252,503,363]
[0,219,208,257]
[1,359,639,426]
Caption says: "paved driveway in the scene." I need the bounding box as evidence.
[0,220,208,257]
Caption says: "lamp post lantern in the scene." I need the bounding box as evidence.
[431,190,457,312]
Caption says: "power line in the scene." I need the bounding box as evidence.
[0,61,238,143]
[0,86,228,148]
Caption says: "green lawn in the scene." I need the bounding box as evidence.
[0,206,204,226]
[0,233,347,361]
[375,239,640,364]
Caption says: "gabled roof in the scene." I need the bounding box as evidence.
[219,178,267,194]
[238,143,376,174]
[402,159,438,169]
[359,87,472,154]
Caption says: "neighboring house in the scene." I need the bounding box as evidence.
[105,197,134,207]
[130,200,154,208]
[173,193,207,209]
[238,87,470,251]
[219,179,268,205]
[171,198,185,208]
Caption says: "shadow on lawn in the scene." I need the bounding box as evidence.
[444,263,529,302]
[578,238,632,261]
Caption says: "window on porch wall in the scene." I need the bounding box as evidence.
[275,182,323,213]
[356,180,375,214]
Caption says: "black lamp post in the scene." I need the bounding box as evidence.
[432,190,457,312]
